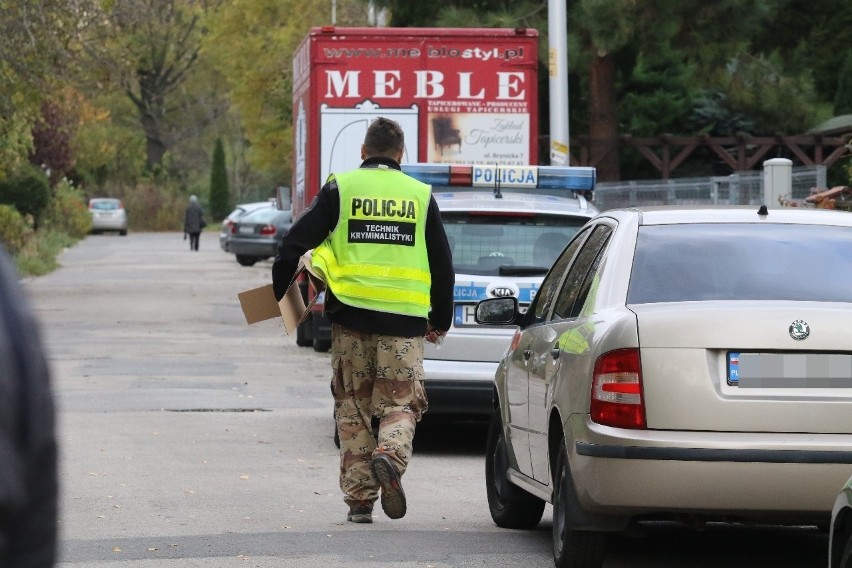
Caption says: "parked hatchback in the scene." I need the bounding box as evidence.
[88,198,127,235]
[476,206,852,568]
[229,207,291,266]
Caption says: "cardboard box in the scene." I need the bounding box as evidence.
[237,254,324,334]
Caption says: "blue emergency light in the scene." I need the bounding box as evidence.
[401,163,596,193]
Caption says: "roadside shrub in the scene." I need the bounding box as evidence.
[120,181,185,231]
[43,178,92,238]
[0,204,34,254]
[0,163,51,227]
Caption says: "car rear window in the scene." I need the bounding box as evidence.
[441,212,587,276]
[628,223,852,304]
[90,200,120,211]
[241,208,281,223]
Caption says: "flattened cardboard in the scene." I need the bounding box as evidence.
[237,284,280,324]
[237,253,324,335]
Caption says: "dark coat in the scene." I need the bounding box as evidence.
[184,203,205,234]
[0,247,58,567]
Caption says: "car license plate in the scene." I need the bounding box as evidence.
[238,226,255,235]
[453,303,477,327]
[728,351,852,388]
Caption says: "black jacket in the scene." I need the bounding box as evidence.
[0,248,58,568]
[272,157,454,337]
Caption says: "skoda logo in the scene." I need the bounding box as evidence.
[789,320,810,341]
[490,287,516,298]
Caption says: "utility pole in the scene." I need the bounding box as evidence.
[548,0,570,166]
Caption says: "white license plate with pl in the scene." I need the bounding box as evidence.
[453,304,477,327]
[238,226,255,235]
[728,351,852,388]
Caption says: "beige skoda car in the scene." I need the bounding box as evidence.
[476,206,852,568]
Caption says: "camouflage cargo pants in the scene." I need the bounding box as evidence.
[330,323,428,506]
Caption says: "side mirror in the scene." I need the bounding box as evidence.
[475,297,519,325]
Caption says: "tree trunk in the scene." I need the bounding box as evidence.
[140,109,167,170]
[588,51,620,182]
[136,69,168,171]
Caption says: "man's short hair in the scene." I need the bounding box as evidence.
[363,117,405,159]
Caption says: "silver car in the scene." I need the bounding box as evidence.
[88,198,128,235]
[830,475,852,568]
[426,189,596,417]
[476,206,852,568]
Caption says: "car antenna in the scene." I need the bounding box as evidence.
[758,204,769,216]
[493,163,503,199]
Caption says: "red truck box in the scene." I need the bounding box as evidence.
[291,26,540,218]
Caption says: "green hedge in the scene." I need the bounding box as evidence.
[43,179,92,238]
[0,204,34,254]
[0,163,51,227]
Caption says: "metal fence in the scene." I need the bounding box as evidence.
[592,166,827,211]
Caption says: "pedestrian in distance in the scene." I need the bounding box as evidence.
[272,117,454,523]
[0,245,59,567]
[183,195,206,251]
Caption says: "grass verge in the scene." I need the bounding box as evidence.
[15,229,77,277]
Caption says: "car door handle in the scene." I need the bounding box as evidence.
[523,348,532,360]
[551,344,561,359]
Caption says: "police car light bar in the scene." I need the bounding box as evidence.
[401,164,596,192]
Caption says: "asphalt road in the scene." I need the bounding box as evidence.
[21,231,829,567]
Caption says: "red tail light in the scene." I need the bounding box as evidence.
[590,348,646,429]
[230,224,239,234]
[259,224,276,236]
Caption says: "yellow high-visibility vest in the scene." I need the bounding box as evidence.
[312,166,432,318]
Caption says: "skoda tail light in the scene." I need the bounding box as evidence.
[590,348,646,429]
[259,224,276,236]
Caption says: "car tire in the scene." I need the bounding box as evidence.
[296,317,313,347]
[313,338,331,352]
[842,533,852,568]
[485,409,545,529]
[236,255,257,267]
[120,230,127,236]
[552,441,607,568]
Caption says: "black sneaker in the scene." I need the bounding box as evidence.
[347,501,374,524]
[370,454,406,519]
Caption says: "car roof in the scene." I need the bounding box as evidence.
[597,205,852,227]
[89,197,121,203]
[434,190,597,217]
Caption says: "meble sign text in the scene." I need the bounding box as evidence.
[324,70,526,101]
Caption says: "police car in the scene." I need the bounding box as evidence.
[402,163,598,418]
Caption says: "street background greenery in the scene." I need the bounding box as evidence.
[1,0,851,275]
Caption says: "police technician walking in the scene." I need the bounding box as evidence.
[271,117,453,523]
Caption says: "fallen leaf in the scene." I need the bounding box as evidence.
[239,475,250,480]
[112,547,121,553]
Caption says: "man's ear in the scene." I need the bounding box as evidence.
[360,144,367,160]
[395,149,404,163]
